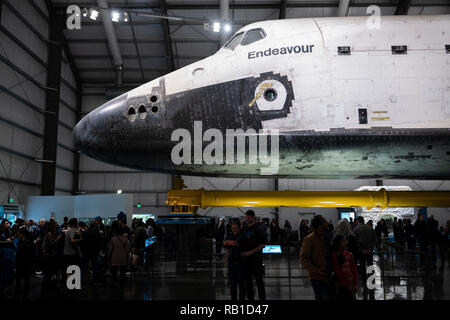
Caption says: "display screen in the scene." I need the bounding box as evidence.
[340,212,355,221]
[263,245,282,254]
[145,236,157,247]
[133,214,155,222]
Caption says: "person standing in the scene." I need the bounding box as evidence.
[334,219,358,260]
[85,221,102,283]
[133,220,147,271]
[0,219,15,299]
[215,217,226,256]
[393,217,398,243]
[445,221,450,269]
[14,227,34,300]
[239,210,266,300]
[300,215,334,300]
[224,222,245,300]
[397,219,406,248]
[226,218,233,238]
[42,220,60,289]
[108,221,130,286]
[299,220,310,246]
[415,213,430,265]
[61,217,69,230]
[328,220,335,236]
[269,219,279,244]
[61,218,82,287]
[405,219,416,250]
[283,220,293,247]
[332,235,358,300]
[353,217,377,285]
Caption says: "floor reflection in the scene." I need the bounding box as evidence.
[5,250,450,300]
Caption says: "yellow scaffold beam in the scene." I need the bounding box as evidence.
[166,189,450,210]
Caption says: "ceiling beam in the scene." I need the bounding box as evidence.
[279,0,287,19]
[72,54,206,60]
[125,0,145,82]
[67,38,218,44]
[78,67,167,73]
[51,1,450,10]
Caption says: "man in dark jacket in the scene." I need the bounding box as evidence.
[85,221,101,282]
[239,210,266,300]
[415,213,430,264]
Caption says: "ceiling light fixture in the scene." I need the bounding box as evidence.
[213,22,221,32]
[112,11,121,22]
[90,9,99,21]
[223,23,231,33]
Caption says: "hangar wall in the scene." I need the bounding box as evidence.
[0,0,78,211]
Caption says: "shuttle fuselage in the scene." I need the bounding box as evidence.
[74,15,450,179]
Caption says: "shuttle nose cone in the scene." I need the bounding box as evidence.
[73,94,127,162]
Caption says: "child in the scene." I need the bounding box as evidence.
[332,234,358,300]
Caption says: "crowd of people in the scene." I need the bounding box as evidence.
[299,214,450,301]
[0,212,160,300]
[391,213,450,268]
[1,210,449,301]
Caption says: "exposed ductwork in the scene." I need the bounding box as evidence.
[97,0,123,87]
[337,0,350,16]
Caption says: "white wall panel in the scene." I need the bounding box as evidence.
[59,103,76,128]
[16,0,48,38]
[80,154,133,171]
[1,150,42,185]
[56,146,73,170]
[114,173,140,191]
[60,82,76,107]
[55,168,72,191]
[82,95,106,114]
[0,121,14,148]
[0,90,45,134]
[2,4,47,63]
[11,127,42,156]
[57,125,74,149]
[0,33,47,82]
[61,58,76,87]
[80,173,106,191]
[140,173,171,190]
[33,0,49,16]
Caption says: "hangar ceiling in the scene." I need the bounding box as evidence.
[50,0,450,88]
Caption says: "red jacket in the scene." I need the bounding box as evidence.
[332,250,358,288]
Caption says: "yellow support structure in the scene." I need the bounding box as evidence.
[167,189,450,211]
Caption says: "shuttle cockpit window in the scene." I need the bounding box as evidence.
[223,32,245,50]
[241,28,266,46]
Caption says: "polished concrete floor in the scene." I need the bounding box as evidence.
[7,247,450,300]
